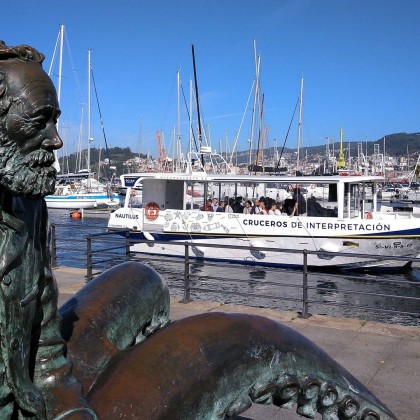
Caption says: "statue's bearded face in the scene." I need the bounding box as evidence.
[0,60,62,198]
[0,141,57,197]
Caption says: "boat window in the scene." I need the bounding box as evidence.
[304,183,338,217]
[141,179,185,210]
[344,182,372,218]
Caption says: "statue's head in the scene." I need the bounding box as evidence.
[0,41,62,198]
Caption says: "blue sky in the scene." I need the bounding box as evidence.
[3,0,420,159]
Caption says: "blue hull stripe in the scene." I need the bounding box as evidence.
[121,230,420,241]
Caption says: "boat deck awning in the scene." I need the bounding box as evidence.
[120,172,385,188]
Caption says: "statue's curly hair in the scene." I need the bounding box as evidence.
[0,41,45,119]
[0,40,45,64]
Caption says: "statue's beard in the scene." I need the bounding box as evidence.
[0,143,57,198]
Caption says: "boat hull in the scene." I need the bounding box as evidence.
[109,208,420,271]
[45,198,98,209]
[45,193,119,209]
[122,233,415,271]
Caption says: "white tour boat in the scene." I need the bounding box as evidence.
[108,172,420,271]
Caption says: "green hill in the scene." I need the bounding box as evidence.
[58,132,420,177]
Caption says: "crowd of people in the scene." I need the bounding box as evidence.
[200,190,307,217]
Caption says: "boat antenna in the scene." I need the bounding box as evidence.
[191,44,204,167]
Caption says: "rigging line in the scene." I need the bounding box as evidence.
[253,93,265,174]
[229,78,256,166]
[295,215,318,250]
[48,28,61,76]
[63,30,82,96]
[191,44,204,167]
[90,66,112,180]
[276,94,300,171]
[180,81,200,154]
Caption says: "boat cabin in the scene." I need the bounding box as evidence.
[120,173,383,220]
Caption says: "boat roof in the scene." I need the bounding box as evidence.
[120,172,385,187]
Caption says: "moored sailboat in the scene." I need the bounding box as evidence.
[46,44,118,209]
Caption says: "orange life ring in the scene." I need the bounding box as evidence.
[145,202,160,221]
[366,211,373,219]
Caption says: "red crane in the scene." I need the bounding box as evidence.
[155,130,167,163]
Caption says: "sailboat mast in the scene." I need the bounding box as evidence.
[177,69,181,171]
[296,76,304,175]
[249,39,260,169]
[191,44,204,167]
[188,78,193,171]
[87,49,91,187]
[57,25,64,106]
[76,107,84,172]
[48,25,65,173]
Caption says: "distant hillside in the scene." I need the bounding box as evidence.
[299,132,420,157]
[234,132,420,165]
[58,132,420,177]
[58,147,142,179]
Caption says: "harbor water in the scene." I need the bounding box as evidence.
[48,209,420,327]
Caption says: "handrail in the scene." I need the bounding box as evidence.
[51,224,420,325]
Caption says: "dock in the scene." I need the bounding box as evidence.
[54,266,419,420]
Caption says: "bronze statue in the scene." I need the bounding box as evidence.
[0,40,397,419]
[0,41,98,419]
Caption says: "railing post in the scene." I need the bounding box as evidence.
[125,230,130,260]
[181,242,192,303]
[299,249,311,318]
[51,224,57,268]
[86,236,93,282]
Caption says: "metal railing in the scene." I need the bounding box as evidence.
[51,225,420,325]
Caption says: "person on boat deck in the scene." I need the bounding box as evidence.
[289,188,306,216]
[256,200,267,215]
[275,202,283,215]
[201,198,213,211]
[225,197,234,213]
[307,195,338,217]
[243,200,252,214]
[250,198,259,214]
[216,201,225,212]
[307,195,327,217]
[232,196,244,213]
[212,198,219,211]
[267,199,278,215]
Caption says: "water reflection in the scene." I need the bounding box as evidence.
[249,270,266,280]
[316,280,338,297]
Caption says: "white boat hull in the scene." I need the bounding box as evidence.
[45,197,98,209]
[124,236,415,270]
[109,208,420,271]
[45,194,119,209]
